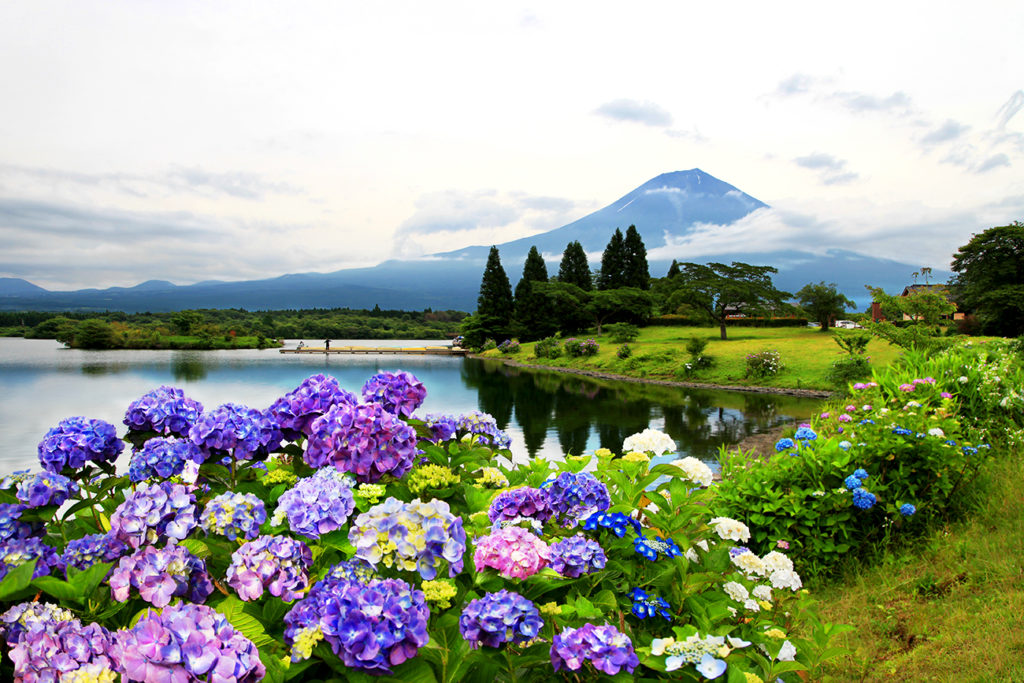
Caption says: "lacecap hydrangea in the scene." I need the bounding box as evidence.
[361,370,427,418]
[123,385,203,437]
[305,401,418,482]
[272,467,356,540]
[267,373,358,440]
[37,416,124,473]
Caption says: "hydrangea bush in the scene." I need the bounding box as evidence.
[0,370,858,682]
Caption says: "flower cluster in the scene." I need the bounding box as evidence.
[198,491,266,541]
[421,579,458,609]
[745,349,783,378]
[670,456,714,487]
[549,534,606,578]
[272,467,356,539]
[651,633,730,674]
[455,411,512,449]
[115,602,265,683]
[361,370,427,418]
[622,428,676,455]
[844,468,869,490]
[793,426,817,444]
[62,533,127,571]
[852,487,877,510]
[268,373,358,440]
[189,402,282,462]
[109,544,213,607]
[227,534,312,601]
[127,436,200,482]
[123,385,204,437]
[474,525,550,579]
[550,623,639,675]
[349,497,466,580]
[0,601,77,646]
[634,534,683,562]
[354,482,386,505]
[0,503,38,543]
[563,338,600,357]
[900,503,917,516]
[543,472,611,526]
[12,470,79,508]
[109,481,197,548]
[423,414,458,442]
[305,402,418,482]
[260,466,298,488]
[37,416,124,473]
[775,438,796,452]
[583,511,641,538]
[477,466,509,488]
[629,587,673,620]
[0,536,63,580]
[282,560,376,661]
[488,486,552,524]
[407,463,460,495]
[459,589,544,649]
[709,516,751,543]
[10,619,118,682]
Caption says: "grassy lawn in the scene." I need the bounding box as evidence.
[482,326,903,391]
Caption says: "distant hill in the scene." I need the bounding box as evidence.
[0,169,942,313]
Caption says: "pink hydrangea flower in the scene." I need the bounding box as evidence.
[899,383,915,392]
[838,414,852,423]
[941,391,953,399]
[845,405,856,413]
[474,526,549,579]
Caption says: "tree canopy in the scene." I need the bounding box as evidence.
[622,225,650,290]
[513,246,552,341]
[796,281,854,331]
[474,246,514,343]
[557,241,591,291]
[597,229,627,290]
[950,221,1024,337]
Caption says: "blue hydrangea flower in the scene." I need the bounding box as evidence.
[542,472,611,526]
[0,504,39,544]
[423,414,458,442]
[189,402,282,463]
[227,534,312,602]
[962,445,979,456]
[774,438,796,452]
[305,401,419,482]
[37,416,124,473]
[0,536,64,580]
[634,534,683,562]
[853,468,869,481]
[488,486,553,524]
[123,385,204,437]
[892,426,913,436]
[860,419,875,425]
[550,623,639,676]
[583,511,641,538]
[9,471,78,508]
[109,480,197,549]
[268,373,358,440]
[838,440,852,451]
[283,560,377,661]
[62,533,127,572]
[199,491,267,541]
[109,544,213,608]
[459,589,544,649]
[629,587,673,620]
[272,467,356,539]
[793,426,817,441]
[9,619,117,682]
[549,534,606,578]
[844,475,862,491]
[362,370,427,418]
[127,436,201,482]
[852,487,877,510]
[455,411,512,449]
[899,503,917,517]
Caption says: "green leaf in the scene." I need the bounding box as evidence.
[179,538,211,559]
[32,575,83,603]
[211,595,275,649]
[66,561,113,597]
[0,559,38,601]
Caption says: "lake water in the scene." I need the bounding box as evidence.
[0,338,822,475]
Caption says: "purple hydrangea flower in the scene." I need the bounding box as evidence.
[0,601,78,647]
[542,472,611,526]
[114,602,265,683]
[127,436,201,482]
[123,385,204,437]
[10,619,118,682]
[12,471,79,508]
[226,534,312,602]
[551,623,639,675]
[188,402,282,463]
[272,467,355,540]
[0,503,41,543]
[268,373,359,440]
[0,536,64,580]
[62,533,127,572]
[362,370,427,418]
[456,411,512,449]
[305,402,418,483]
[199,491,267,541]
[549,534,607,578]
[488,486,553,524]
[109,481,197,549]
[459,589,544,649]
[109,544,213,608]
[37,416,124,473]
[283,560,376,661]
[423,413,458,442]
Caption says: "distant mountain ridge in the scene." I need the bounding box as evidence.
[0,169,941,313]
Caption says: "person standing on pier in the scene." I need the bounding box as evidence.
[324,339,331,352]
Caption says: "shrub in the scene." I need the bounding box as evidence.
[684,337,709,358]
[616,344,632,359]
[564,338,599,357]
[745,349,783,378]
[481,338,497,352]
[826,356,872,388]
[534,336,562,359]
[497,339,521,354]
[605,323,640,344]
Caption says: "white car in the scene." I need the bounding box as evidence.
[834,320,863,329]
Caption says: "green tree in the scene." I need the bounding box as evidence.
[73,319,118,349]
[666,262,792,340]
[865,282,956,351]
[530,282,591,335]
[558,241,592,291]
[796,281,855,331]
[171,310,203,335]
[622,225,650,290]
[950,221,1024,336]
[666,260,681,278]
[597,229,626,290]
[514,246,551,341]
[587,288,653,335]
[474,246,514,343]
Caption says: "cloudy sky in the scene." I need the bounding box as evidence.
[1,1,1021,290]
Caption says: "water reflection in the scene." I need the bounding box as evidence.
[172,357,209,382]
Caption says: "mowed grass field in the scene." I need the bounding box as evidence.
[482,326,904,391]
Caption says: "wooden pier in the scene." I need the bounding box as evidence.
[280,346,469,356]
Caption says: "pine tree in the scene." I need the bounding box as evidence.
[557,241,591,291]
[514,246,551,340]
[597,229,626,290]
[476,246,514,342]
[667,260,681,278]
[521,246,548,283]
[622,225,650,290]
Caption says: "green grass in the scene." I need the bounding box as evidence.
[809,451,1024,682]
[483,326,903,391]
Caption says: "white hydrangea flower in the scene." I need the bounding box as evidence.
[752,585,773,602]
[769,568,803,591]
[722,581,749,602]
[709,517,750,542]
[684,547,699,563]
[778,640,797,661]
[761,551,793,573]
[743,599,761,612]
[928,427,945,437]
[731,550,766,576]
[622,428,677,456]
[671,456,714,487]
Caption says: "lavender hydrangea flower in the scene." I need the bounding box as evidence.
[459,589,544,649]
[109,544,213,608]
[123,385,204,437]
[0,503,40,543]
[109,481,197,549]
[115,602,265,683]
[62,533,127,572]
[424,413,458,442]
[37,416,124,473]
[456,411,512,449]
[11,471,79,508]
[0,601,77,647]
[362,370,427,418]
[272,467,355,540]
[188,402,282,463]
[305,402,418,483]
[349,497,466,580]
[488,486,553,524]
[10,619,118,682]
[268,373,358,440]
[127,436,201,482]
[551,623,639,675]
[549,534,606,578]
[283,560,376,661]
[0,536,64,580]
[226,534,312,602]
[542,472,611,526]
[199,491,267,541]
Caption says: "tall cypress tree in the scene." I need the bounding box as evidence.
[520,246,548,283]
[558,241,591,291]
[622,225,650,290]
[514,246,550,340]
[667,260,681,278]
[597,229,626,290]
[476,246,514,341]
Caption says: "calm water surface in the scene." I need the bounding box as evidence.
[0,338,822,475]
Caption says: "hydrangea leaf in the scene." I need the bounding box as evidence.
[0,558,38,601]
